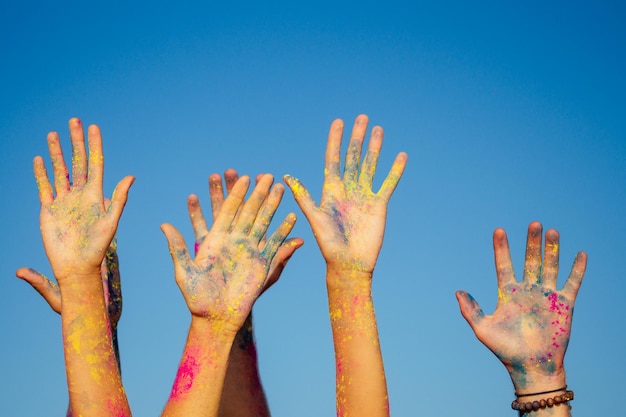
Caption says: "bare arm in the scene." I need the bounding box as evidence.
[186,169,302,417]
[32,118,133,416]
[285,115,407,417]
[456,222,587,417]
[160,174,296,417]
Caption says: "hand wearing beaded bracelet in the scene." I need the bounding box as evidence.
[511,387,574,412]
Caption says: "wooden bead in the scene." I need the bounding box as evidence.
[532,401,541,411]
[547,398,554,406]
[539,399,546,408]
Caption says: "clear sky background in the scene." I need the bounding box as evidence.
[1,1,624,416]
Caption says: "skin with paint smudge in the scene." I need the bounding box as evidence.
[285,115,407,417]
[161,174,296,417]
[188,169,303,417]
[29,118,133,417]
[456,222,587,417]
[17,238,122,417]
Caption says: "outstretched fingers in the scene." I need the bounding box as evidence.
[69,118,88,188]
[561,251,587,300]
[16,267,62,313]
[343,114,368,184]
[493,228,516,288]
[377,152,408,201]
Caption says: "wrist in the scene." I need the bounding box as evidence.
[325,267,373,292]
[55,267,102,286]
[190,315,239,345]
[510,368,567,396]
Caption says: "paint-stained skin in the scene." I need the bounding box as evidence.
[285,115,407,417]
[457,222,587,416]
[24,118,134,416]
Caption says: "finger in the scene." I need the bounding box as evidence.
[250,183,284,242]
[107,176,135,226]
[16,267,62,313]
[255,173,265,185]
[561,251,587,300]
[283,175,319,221]
[208,173,226,221]
[262,213,297,267]
[33,156,54,206]
[213,176,250,233]
[235,174,273,234]
[493,228,516,287]
[359,125,383,189]
[325,119,344,182]
[542,229,560,288]
[188,194,209,251]
[68,118,88,187]
[343,114,368,184]
[47,131,70,196]
[224,168,239,194]
[455,290,485,330]
[160,223,194,277]
[87,124,105,195]
[522,221,543,284]
[264,237,304,292]
[377,152,408,201]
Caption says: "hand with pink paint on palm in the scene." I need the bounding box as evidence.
[456,222,587,416]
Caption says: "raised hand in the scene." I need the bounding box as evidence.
[187,169,303,292]
[35,120,133,282]
[28,118,133,417]
[284,114,407,274]
[284,115,407,417]
[186,169,303,417]
[161,174,296,417]
[456,222,587,415]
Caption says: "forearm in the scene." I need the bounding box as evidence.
[218,314,271,417]
[326,268,389,417]
[60,274,130,417]
[161,317,236,417]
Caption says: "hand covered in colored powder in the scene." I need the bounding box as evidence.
[284,114,407,274]
[456,222,587,394]
[187,168,303,294]
[162,174,296,335]
[34,118,134,283]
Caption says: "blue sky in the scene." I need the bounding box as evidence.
[1,1,624,416]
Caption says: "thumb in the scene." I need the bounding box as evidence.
[283,175,318,220]
[108,175,135,222]
[264,237,304,292]
[160,223,193,280]
[16,267,62,314]
[455,290,485,331]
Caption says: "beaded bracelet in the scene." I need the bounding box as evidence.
[511,390,574,412]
